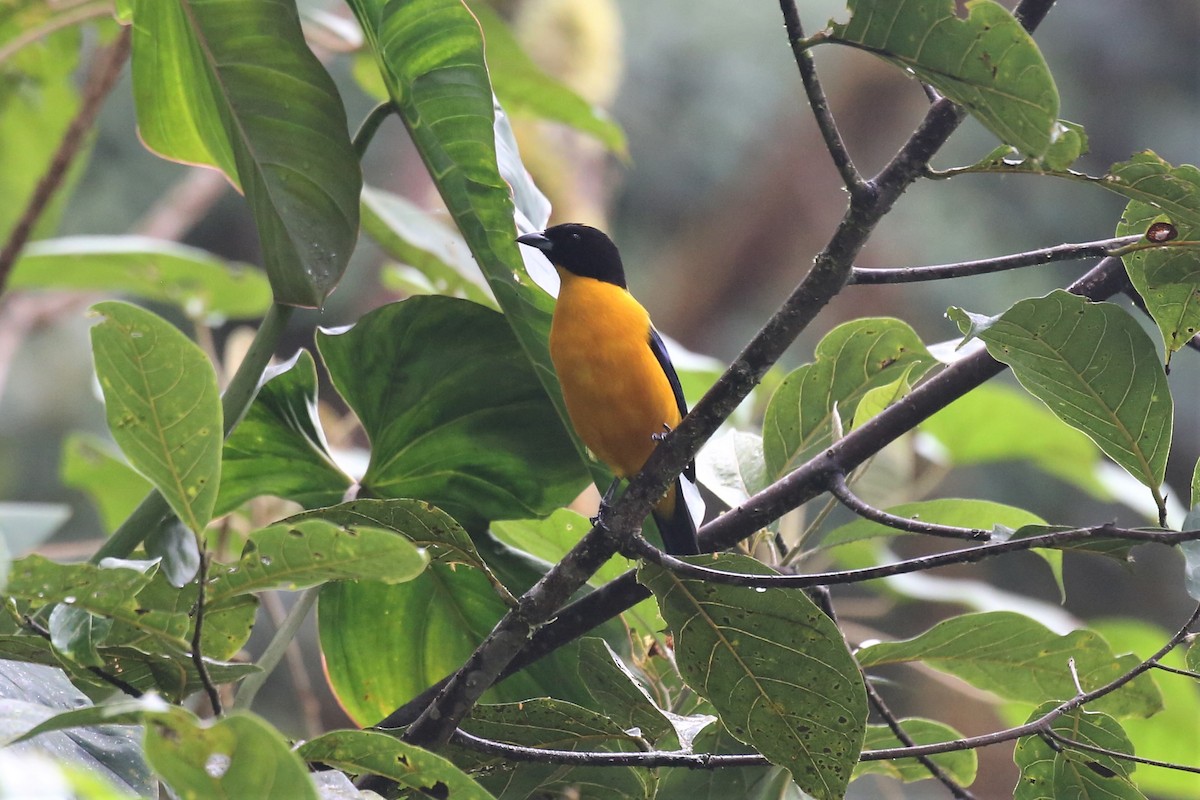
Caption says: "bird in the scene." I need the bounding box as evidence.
[517,223,700,555]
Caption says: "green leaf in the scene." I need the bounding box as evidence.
[824,0,1058,158]
[362,186,496,308]
[657,722,776,798]
[319,564,590,726]
[318,296,587,530]
[855,719,977,785]
[639,554,867,800]
[206,519,428,603]
[9,237,272,322]
[468,2,626,154]
[214,350,351,515]
[1014,703,1143,800]
[347,0,575,440]
[144,710,317,800]
[89,301,222,536]
[297,729,496,799]
[6,556,189,649]
[130,0,361,307]
[1105,152,1200,229]
[948,291,1172,495]
[698,429,771,512]
[456,699,651,800]
[823,498,1044,547]
[576,638,674,744]
[764,318,936,479]
[1117,202,1200,362]
[920,383,1108,498]
[857,611,1162,718]
[59,435,152,533]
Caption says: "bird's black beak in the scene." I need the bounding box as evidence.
[516,231,553,252]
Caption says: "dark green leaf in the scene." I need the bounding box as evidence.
[297,729,496,799]
[857,612,1162,718]
[825,0,1059,157]
[949,291,1172,494]
[130,0,361,307]
[347,0,577,440]
[856,719,977,785]
[9,237,272,321]
[59,434,151,533]
[214,350,352,515]
[1014,703,1143,799]
[207,519,428,603]
[1117,202,1200,362]
[657,721,778,798]
[577,638,674,744]
[318,296,587,530]
[457,699,651,800]
[468,2,626,154]
[90,301,222,536]
[764,318,935,479]
[144,710,317,800]
[920,384,1108,498]
[639,554,867,800]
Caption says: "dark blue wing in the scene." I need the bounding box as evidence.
[648,327,695,482]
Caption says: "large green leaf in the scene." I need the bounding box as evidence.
[9,236,271,321]
[346,0,572,433]
[949,291,1172,495]
[467,2,626,154]
[318,564,591,726]
[206,519,426,603]
[920,384,1108,498]
[1105,152,1200,229]
[144,710,317,800]
[317,296,587,530]
[90,301,221,535]
[455,699,651,800]
[824,0,1058,158]
[214,350,352,515]
[857,612,1162,719]
[1117,202,1200,362]
[764,318,936,479]
[576,638,674,745]
[855,719,977,785]
[1014,703,1142,800]
[129,0,361,307]
[297,730,495,799]
[639,554,867,800]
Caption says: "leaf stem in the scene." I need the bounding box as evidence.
[232,586,320,712]
[352,101,397,161]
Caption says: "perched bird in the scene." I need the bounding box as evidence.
[517,223,700,555]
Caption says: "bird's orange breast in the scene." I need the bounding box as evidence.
[549,271,680,479]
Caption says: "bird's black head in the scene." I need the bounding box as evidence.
[517,223,627,288]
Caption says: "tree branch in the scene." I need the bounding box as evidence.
[827,472,990,541]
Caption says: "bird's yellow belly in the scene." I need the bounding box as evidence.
[550,279,680,479]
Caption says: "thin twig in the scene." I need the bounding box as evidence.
[849,235,1143,284]
[778,0,864,193]
[191,550,222,715]
[0,26,131,296]
[1044,729,1200,775]
[827,473,990,541]
[0,0,112,66]
[1150,663,1200,680]
[864,678,977,800]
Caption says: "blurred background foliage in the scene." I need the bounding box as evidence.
[1,0,1198,795]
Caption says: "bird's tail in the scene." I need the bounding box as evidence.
[652,478,700,555]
